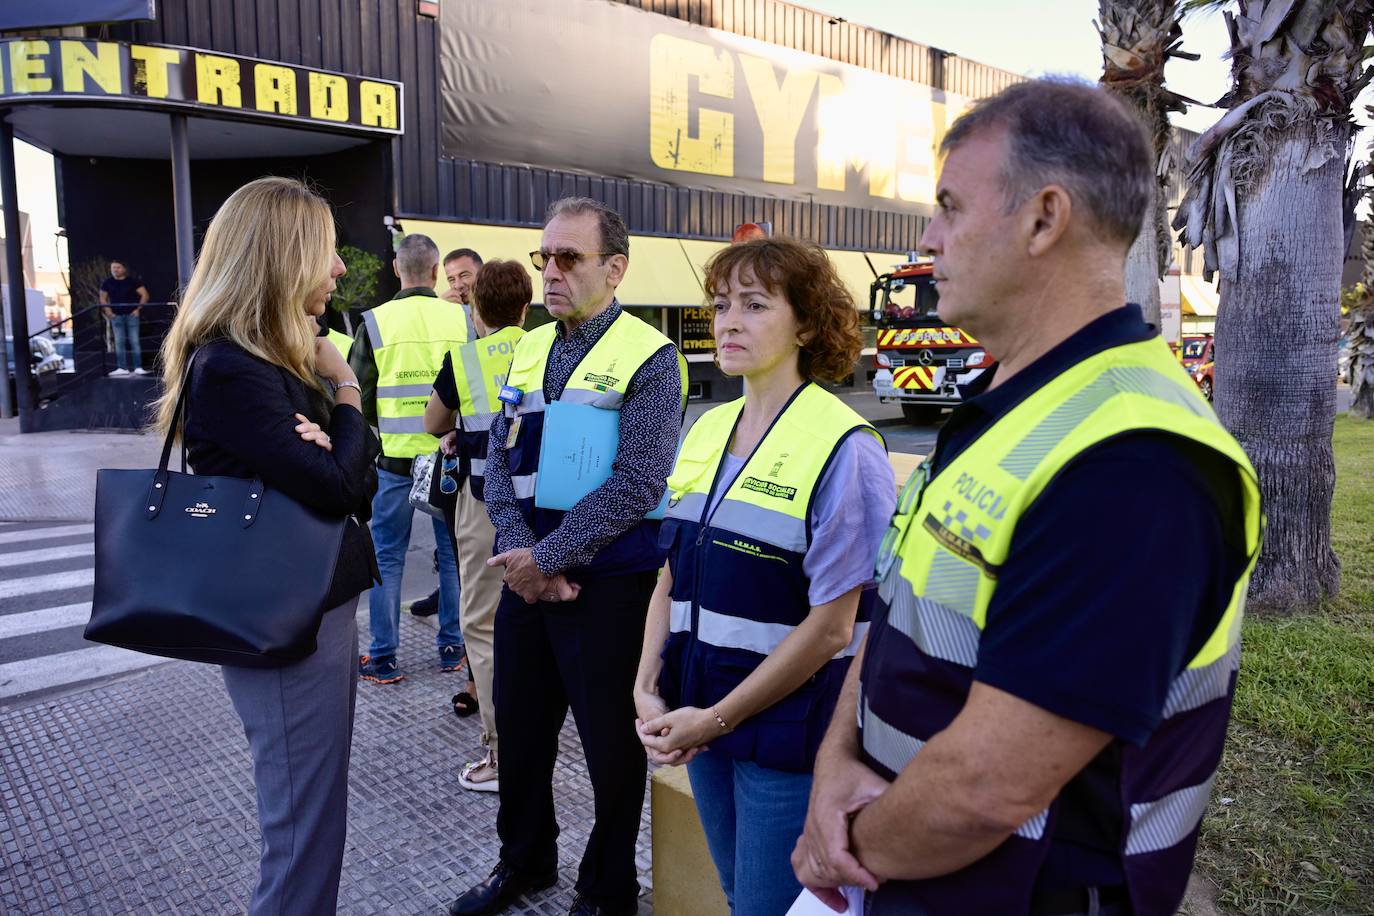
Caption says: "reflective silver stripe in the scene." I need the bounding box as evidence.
[710,499,807,554]
[1125,776,1216,855]
[470,458,487,477]
[562,388,626,409]
[881,584,980,668]
[362,310,384,348]
[665,491,707,522]
[697,606,794,655]
[461,411,498,433]
[512,473,537,500]
[463,305,477,340]
[377,416,429,434]
[862,696,925,775]
[512,390,548,416]
[1163,640,1240,718]
[377,383,433,398]
[459,343,493,416]
[669,599,692,633]
[861,697,1048,840]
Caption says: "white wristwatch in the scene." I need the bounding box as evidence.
[333,379,362,395]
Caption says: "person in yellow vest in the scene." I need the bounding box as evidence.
[349,232,470,685]
[632,238,896,916]
[423,260,532,794]
[447,198,686,916]
[791,79,1263,916]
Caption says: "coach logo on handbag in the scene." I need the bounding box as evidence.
[185,501,217,519]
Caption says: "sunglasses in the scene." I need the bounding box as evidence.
[529,249,613,272]
[439,455,459,495]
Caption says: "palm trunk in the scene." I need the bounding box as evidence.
[1215,127,1343,609]
[1125,181,1163,328]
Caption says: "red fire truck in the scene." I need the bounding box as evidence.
[869,257,993,425]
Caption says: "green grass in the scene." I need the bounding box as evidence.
[1195,415,1374,913]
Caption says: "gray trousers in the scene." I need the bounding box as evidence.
[222,596,359,916]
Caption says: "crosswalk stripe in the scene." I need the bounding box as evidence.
[0,524,93,546]
[0,569,93,600]
[0,543,95,569]
[0,644,163,699]
[0,602,92,639]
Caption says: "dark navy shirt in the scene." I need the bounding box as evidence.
[100,276,146,314]
[928,304,1249,889]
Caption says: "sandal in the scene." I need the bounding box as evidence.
[451,691,479,718]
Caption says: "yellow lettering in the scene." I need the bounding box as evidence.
[739,55,816,185]
[359,80,398,128]
[9,41,52,94]
[60,41,121,94]
[195,53,241,107]
[308,72,348,121]
[130,45,180,98]
[253,63,297,114]
[816,74,894,199]
[649,33,734,178]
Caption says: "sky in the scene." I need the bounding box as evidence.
[10,0,1372,273]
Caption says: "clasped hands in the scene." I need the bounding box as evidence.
[632,691,716,766]
[487,548,580,603]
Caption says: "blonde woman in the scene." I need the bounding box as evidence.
[154,177,378,915]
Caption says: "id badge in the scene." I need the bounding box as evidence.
[505,415,523,450]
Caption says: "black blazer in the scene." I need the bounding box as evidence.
[183,338,380,609]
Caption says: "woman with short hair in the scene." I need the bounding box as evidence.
[633,237,896,915]
[154,176,378,915]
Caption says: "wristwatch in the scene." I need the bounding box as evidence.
[332,379,362,396]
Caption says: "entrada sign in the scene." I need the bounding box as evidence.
[0,39,403,134]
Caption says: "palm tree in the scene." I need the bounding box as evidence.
[1174,1,1373,611]
[1350,118,1374,419]
[1096,0,1196,329]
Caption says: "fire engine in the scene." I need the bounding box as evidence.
[869,256,993,424]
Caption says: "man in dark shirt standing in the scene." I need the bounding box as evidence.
[792,80,1262,916]
[448,198,685,916]
[99,259,149,376]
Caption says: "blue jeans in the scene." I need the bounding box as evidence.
[367,466,461,660]
[687,750,812,916]
[111,314,141,370]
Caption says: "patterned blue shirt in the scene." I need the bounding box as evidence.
[483,300,684,575]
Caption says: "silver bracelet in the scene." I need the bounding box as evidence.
[332,379,361,395]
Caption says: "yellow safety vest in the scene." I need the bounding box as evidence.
[325,328,353,362]
[363,292,471,460]
[450,324,525,498]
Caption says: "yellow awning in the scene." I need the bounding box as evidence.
[403,219,900,311]
[1180,274,1219,318]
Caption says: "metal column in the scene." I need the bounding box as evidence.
[0,117,34,424]
[169,114,194,293]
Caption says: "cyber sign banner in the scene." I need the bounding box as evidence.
[440,0,977,212]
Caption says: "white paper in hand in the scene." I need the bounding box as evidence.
[785,886,865,916]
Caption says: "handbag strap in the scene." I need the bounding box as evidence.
[157,348,200,474]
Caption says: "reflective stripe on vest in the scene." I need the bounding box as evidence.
[659,383,883,771]
[450,325,525,500]
[858,335,1263,914]
[365,294,471,460]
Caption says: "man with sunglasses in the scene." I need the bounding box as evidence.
[448,198,686,916]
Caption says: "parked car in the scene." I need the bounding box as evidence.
[1180,335,1213,372]
[1192,360,1214,401]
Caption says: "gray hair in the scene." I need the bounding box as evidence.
[941,78,1152,247]
[545,197,630,261]
[395,232,440,279]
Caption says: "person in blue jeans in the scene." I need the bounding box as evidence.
[99,259,149,376]
[348,233,467,684]
[634,238,895,915]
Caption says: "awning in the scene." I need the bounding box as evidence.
[1180,274,1220,317]
[403,219,908,313]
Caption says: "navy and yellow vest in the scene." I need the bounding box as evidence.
[450,325,525,501]
[659,383,883,773]
[502,310,686,577]
[363,293,472,460]
[858,336,1263,915]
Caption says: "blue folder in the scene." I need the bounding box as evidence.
[534,400,668,519]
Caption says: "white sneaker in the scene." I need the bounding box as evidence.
[107,368,129,377]
[132,367,149,376]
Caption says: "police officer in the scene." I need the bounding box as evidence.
[424,259,532,794]
[792,80,1262,916]
[351,232,470,684]
[633,238,895,916]
[448,198,686,916]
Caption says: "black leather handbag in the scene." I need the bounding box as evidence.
[86,353,347,668]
